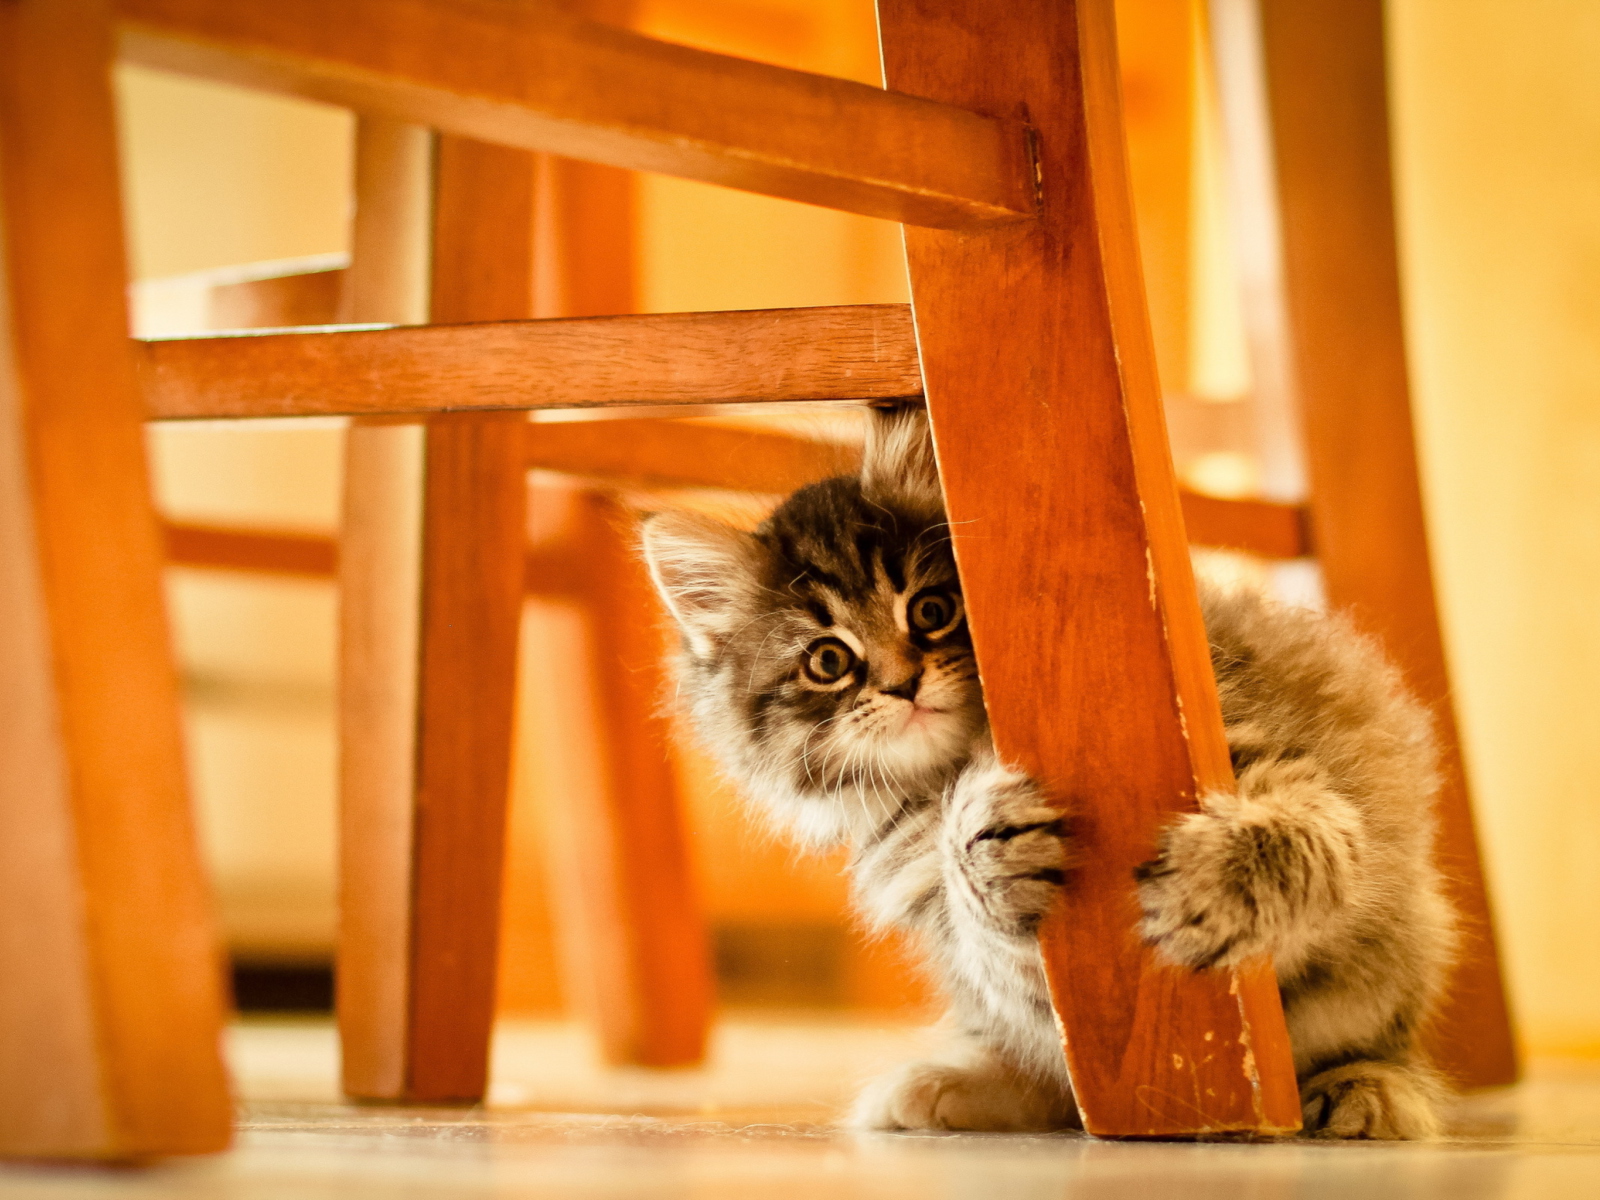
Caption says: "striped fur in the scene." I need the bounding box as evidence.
[641,407,1456,1139]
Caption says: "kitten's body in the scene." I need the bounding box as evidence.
[642,409,1456,1139]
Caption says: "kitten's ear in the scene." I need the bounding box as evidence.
[640,510,761,657]
[861,405,944,517]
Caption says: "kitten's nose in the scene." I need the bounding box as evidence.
[881,670,922,702]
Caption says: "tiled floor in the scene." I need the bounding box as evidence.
[5,1017,1600,1198]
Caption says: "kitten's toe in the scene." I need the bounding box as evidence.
[851,1059,1075,1133]
[950,762,1073,934]
[1300,1060,1443,1140]
[1134,811,1262,970]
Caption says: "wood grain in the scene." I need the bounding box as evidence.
[1256,0,1517,1089]
[136,304,923,420]
[530,486,714,1065]
[881,0,1299,1136]
[0,0,230,1159]
[113,0,1035,230]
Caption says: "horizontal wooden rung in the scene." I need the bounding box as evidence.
[137,305,922,420]
[159,493,1311,589]
[163,521,337,577]
[526,419,856,496]
[1180,491,1311,560]
[160,431,1310,570]
[115,0,1036,230]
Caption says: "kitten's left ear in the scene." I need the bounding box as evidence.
[861,404,944,518]
[639,510,762,658]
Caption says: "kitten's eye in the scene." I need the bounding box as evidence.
[803,637,857,685]
[907,588,962,636]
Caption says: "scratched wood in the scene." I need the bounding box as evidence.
[1255,0,1517,1090]
[0,0,230,1159]
[880,0,1301,1136]
[112,0,1034,230]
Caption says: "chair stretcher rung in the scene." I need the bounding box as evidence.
[135,305,923,418]
[141,302,1308,560]
[159,428,1309,569]
[115,0,1037,230]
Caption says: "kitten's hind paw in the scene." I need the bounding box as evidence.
[946,760,1072,936]
[1300,1060,1444,1140]
[852,1057,1077,1133]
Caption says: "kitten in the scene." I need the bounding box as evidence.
[640,406,1456,1139]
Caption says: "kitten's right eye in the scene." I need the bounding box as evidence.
[802,637,858,686]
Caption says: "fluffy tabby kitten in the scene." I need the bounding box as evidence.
[640,407,1456,1139]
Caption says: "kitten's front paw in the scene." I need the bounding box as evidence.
[1135,808,1268,970]
[1301,1060,1443,1140]
[852,1059,1076,1133]
[947,760,1071,936]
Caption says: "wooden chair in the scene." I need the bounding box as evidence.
[0,0,1511,1158]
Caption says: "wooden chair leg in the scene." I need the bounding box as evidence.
[879,0,1300,1136]
[523,135,715,1060]
[527,485,714,1066]
[0,0,230,1157]
[337,118,431,1100]
[1254,0,1518,1089]
[338,133,530,1103]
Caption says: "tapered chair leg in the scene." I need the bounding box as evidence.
[879,0,1301,1136]
[0,0,230,1158]
[525,485,714,1066]
[1254,0,1517,1089]
[338,134,532,1103]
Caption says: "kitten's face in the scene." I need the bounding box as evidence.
[643,410,986,843]
[746,481,982,788]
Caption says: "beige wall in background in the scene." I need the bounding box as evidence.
[1388,0,1600,1054]
[117,63,351,280]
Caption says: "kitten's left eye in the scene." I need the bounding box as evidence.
[907,588,962,636]
[803,637,858,685]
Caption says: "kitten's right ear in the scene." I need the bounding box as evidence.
[861,404,943,518]
[640,510,761,658]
